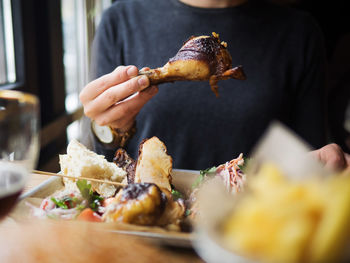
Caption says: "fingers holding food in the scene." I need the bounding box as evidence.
[79,64,159,132]
[93,85,158,130]
[88,74,150,115]
[80,65,138,103]
[82,74,150,120]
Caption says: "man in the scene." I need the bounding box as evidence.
[80,0,328,170]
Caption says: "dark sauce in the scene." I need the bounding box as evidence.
[0,170,25,218]
[0,191,22,218]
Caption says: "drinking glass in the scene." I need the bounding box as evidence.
[0,90,40,218]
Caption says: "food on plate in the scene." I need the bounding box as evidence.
[104,137,184,229]
[113,137,173,191]
[33,137,248,232]
[192,153,247,194]
[103,182,185,228]
[221,162,350,263]
[103,183,167,225]
[113,148,136,184]
[59,139,126,197]
[35,177,105,220]
[139,32,246,96]
[188,154,247,219]
[34,137,185,230]
[134,137,173,191]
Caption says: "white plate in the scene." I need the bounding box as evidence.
[20,169,199,248]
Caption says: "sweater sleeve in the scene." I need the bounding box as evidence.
[290,16,328,149]
[90,7,120,79]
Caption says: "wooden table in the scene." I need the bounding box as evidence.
[23,173,51,193]
[0,173,204,263]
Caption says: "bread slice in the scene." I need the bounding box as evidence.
[59,139,126,197]
[134,137,172,191]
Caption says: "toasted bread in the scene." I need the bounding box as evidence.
[59,139,126,197]
[135,137,172,191]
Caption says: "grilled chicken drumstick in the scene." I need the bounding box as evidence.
[105,137,185,229]
[139,32,246,96]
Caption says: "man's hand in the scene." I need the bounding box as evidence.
[79,65,158,132]
[310,143,350,172]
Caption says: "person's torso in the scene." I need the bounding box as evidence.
[103,0,316,169]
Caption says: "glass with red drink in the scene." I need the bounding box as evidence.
[0,90,39,218]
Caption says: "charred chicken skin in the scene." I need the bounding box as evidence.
[113,148,136,184]
[103,183,167,225]
[103,183,185,227]
[139,32,246,96]
[114,137,172,190]
[108,137,185,228]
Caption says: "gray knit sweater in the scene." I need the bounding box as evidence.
[91,0,327,170]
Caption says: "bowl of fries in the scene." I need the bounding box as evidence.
[193,123,350,263]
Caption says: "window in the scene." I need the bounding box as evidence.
[0,0,15,86]
[0,0,112,171]
[61,0,112,142]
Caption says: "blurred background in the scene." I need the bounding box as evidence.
[0,0,348,172]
